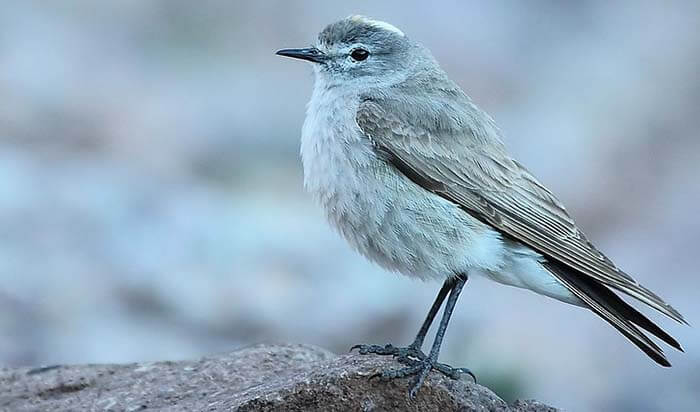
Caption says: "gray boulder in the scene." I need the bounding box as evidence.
[0,343,557,411]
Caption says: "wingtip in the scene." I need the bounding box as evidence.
[669,306,689,326]
[650,348,672,367]
[665,337,684,353]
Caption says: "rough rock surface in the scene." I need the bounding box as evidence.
[0,343,558,411]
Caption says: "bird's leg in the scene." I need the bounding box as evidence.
[351,278,453,361]
[368,274,475,397]
[407,278,454,351]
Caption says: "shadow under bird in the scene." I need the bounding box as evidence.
[276,15,687,397]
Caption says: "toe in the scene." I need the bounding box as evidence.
[351,343,388,355]
[433,362,477,382]
[408,364,433,398]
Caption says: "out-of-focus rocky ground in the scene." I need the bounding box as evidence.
[0,2,698,411]
[0,344,558,411]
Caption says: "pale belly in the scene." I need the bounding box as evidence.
[301,111,505,280]
[320,164,508,281]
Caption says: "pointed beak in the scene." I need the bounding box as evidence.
[275,47,326,64]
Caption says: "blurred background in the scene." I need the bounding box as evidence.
[1,1,698,410]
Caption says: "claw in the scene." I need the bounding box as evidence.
[458,368,477,383]
[408,381,422,399]
[433,362,477,383]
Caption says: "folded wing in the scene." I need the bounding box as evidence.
[356,91,685,364]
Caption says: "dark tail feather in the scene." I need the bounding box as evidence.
[544,261,682,366]
[595,282,683,352]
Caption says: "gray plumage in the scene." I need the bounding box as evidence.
[279,15,685,369]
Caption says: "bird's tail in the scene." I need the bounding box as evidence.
[544,260,683,366]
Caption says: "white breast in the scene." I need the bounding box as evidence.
[300,82,507,281]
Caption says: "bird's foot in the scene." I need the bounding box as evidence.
[351,343,475,397]
[370,355,475,397]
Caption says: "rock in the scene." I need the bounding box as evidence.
[0,343,558,411]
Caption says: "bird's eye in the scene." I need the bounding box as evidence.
[350,48,369,61]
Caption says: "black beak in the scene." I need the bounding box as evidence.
[276,47,326,64]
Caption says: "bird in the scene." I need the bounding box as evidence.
[276,15,686,397]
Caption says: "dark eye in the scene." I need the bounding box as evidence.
[350,48,369,61]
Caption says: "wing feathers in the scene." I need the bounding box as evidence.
[356,93,686,362]
[357,97,686,326]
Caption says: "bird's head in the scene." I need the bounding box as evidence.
[277,16,431,90]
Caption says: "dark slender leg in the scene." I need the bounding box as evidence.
[353,274,474,397]
[351,278,452,359]
[409,279,453,348]
[407,275,467,397]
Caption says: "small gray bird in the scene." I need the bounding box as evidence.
[276,15,686,396]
